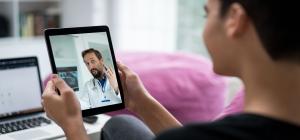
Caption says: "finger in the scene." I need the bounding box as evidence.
[119,72,128,106]
[41,99,44,107]
[109,67,113,73]
[51,74,59,80]
[118,71,127,91]
[43,80,56,97]
[118,69,126,80]
[42,74,52,90]
[108,69,113,77]
[105,70,112,78]
[52,75,70,91]
[52,76,74,97]
[106,67,113,73]
[41,100,51,119]
[119,73,125,84]
[117,62,131,75]
[106,68,111,74]
[104,68,108,75]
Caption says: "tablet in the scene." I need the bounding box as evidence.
[44,26,124,117]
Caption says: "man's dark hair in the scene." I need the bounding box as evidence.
[82,48,103,60]
[219,0,299,63]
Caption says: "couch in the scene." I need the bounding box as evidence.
[107,52,229,124]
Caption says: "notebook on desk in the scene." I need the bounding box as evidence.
[0,57,64,140]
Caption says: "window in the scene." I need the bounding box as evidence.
[92,0,209,56]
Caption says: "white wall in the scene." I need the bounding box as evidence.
[61,0,178,52]
[0,38,52,83]
[108,0,178,52]
[61,0,109,28]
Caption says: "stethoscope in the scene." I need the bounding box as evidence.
[92,78,106,92]
[92,78,111,103]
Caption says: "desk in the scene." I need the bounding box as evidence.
[55,114,111,140]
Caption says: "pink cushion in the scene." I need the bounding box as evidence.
[215,88,245,120]
[107,52,228,124]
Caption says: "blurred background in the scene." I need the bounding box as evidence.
[0,0,241,105]
[0,0,207,54]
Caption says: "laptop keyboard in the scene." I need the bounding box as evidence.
[0,116,51,134]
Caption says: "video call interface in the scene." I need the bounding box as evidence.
[49,32,122,110]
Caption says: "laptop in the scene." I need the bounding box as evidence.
[0,57,64,140]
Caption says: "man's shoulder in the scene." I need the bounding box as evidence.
[155,113,300,140]
[155,115,243,140]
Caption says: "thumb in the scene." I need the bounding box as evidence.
[118,71,127,94]
[117,62,131,75]
[52,75,73,97]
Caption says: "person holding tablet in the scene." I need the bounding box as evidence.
[42,0,300,140]
[80,48,121,109]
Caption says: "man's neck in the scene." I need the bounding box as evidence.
[241,60,300,125]
[96,73,106,80]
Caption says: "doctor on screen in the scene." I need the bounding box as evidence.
[79,48,121,109]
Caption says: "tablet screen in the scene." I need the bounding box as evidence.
[46,28,124,114]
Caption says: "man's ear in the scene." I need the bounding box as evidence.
[224,3,248,38]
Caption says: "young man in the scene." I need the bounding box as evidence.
[41,0,300,140]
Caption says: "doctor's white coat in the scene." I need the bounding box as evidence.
[76,78,122,110]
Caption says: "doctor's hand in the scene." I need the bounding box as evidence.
[105,66,119,93]
[42,75,89,140]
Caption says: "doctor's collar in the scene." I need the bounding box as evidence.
[95,73,107,81]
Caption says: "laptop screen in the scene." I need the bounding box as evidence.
[0,57,43,119]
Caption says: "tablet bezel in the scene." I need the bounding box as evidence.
[44,26,125,117]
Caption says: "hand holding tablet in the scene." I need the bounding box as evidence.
[43,26,177,138]
[44,26,125,117]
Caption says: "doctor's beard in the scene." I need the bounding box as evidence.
[91,68,104,79]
